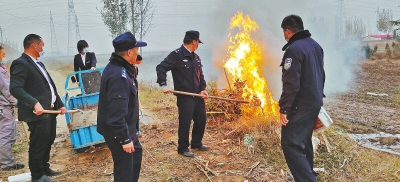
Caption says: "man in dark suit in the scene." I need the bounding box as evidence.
[73,40,97,83]
[10,34,66,182]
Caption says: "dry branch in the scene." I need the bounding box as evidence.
[195,163,212,182]
[322,132,331,153]
[194,157,218,176]
[245,161,260,177]
[227,147,239,156]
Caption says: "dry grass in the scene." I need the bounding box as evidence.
[315,125,400,181]
[372,52,386,60]
[137,80,400,181]
[2,60,399,181]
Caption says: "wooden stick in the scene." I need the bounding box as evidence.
[227,147,238,156]
[223,68,232,91]
[195,163,212,182]
[195,157,218,176]
[245,161,260,177]
[20,121,30,142]
[322,132,331,153]
[41,110,80,114]
[170,90,250,103]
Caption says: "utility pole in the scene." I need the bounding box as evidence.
[75,14,81,41]
[0,27,3,46]
[68,0,80,55]
[50,11,60,56]
[335,0,346,44]
[140,0,143,55]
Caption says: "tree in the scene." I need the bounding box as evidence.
[385,43,392,59]
[362,44,373,59]
[374,44,378,53]
[100,0,129,38]
[345,17,366,40]
[376,9,393,38]
[390,19,400,43]
[100,0,154,41]
[132,0,154,42]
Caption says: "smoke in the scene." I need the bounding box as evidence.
[206,0,361,99]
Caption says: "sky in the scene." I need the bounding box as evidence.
[0,0,399,55]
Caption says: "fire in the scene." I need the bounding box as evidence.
[223,12,278,116]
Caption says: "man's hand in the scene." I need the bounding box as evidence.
[33,102,44,116]
[122,142,135,153]
[200,90,209,99]
[91,67,96,70]
[161,86,170,94]
[59,107,67,115]
[280,113,289,126]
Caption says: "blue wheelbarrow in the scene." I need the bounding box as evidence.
[61,68,105,152]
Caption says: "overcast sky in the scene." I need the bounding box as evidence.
[0,0,399,55]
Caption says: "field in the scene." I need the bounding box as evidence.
[0,50,399,181]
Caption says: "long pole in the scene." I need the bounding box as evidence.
[140,0,143,55]
[0,27,3,46]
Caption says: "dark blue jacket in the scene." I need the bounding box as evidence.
[97,53,139,145]
[156,45,206,94]
[279,30,325,114]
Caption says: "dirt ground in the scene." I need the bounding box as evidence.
[324,59,400,134]
[1,58,400,181]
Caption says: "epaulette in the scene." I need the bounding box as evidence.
[121,67,127,78]
[174,48,180,53]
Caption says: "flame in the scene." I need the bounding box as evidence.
[223,12,278,116]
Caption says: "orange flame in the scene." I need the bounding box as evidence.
[223,12,278,116]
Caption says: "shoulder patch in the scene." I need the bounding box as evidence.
[284,58,292,70]
[121,67,127,78]
[174,48,180,53]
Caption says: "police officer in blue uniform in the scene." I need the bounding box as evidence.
[279,15,325,182]
[156,30,209,158]
[97,32,147,182]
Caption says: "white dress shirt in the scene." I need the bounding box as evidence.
[27,54,56,107]
[81,53,86,66]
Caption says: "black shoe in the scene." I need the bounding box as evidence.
[2,163,24,171]
[178,151,195,157]
[191,145,210,151]
[44,168,61,176]
[32,175,56,182]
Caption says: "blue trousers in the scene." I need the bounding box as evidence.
[281,108,320,182]
[104,134,142,182]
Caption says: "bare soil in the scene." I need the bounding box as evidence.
[324,59,400,134]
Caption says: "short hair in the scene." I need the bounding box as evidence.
[115,51,127,57]
[0,46,3,50]
[77,40,89,53]
[281,15,304,33]
[23,34,42,49]
[183,39,194,45]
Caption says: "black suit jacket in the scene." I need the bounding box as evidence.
[73,52,97,82]
[9,53,64,122]
[74,52,97,71]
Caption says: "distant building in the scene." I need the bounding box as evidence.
[363,34,394,41]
